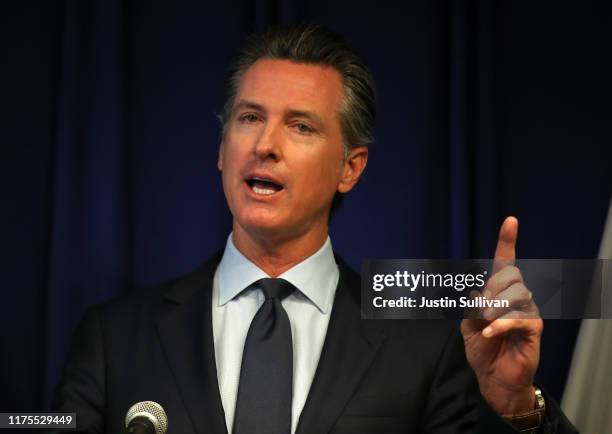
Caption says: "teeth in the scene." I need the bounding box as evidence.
[252,185,276,195]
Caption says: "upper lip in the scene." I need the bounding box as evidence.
[244,171,285,188]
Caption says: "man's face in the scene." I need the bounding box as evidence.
[218,59,366,241]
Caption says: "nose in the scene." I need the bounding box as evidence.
[253,120,283,162]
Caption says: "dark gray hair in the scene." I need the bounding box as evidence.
[219,25,377,215]
[219,25,377,156]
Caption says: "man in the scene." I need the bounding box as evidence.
[52,25,578,433]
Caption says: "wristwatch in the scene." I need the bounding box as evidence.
[502,387,546,433]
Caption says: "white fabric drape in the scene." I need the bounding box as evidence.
[562,198,612,433]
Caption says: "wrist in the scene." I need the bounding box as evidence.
[502,387,546,432]
[480,383,536,415]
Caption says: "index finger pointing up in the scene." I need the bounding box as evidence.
[493,216,519,273]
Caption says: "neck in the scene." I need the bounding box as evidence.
[232,222,329,277]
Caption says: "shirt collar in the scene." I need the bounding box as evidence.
[217,233,337,314]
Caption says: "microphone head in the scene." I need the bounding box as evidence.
[125,401,168,434]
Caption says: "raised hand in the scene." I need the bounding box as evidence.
[460,216,543,414]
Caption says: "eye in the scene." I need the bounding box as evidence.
[239,113,261,123]
[293,122,315,134]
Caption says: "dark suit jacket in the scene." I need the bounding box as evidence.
[51,253,578,434]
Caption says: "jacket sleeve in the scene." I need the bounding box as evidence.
[422,327,579,434]
[539,388,580,434]
[48,308,106,434]
[477,387,579,434]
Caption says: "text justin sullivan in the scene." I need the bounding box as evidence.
[372,296,509,308]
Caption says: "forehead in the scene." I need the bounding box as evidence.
[235,59,344,115]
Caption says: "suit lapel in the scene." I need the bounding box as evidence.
[296,260,387,434]
[156,254,228,434]
[154,253,385,434]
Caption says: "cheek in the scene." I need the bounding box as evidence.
[295,158,343,200]
[220,142,245,178]
[219,146,243,205]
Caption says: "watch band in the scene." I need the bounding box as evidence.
[501,387,546,433]
[503,407,545,432]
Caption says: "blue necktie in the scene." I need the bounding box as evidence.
[233,278,295,434]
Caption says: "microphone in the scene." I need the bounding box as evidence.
[125,401,168,434]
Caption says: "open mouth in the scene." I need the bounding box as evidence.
[245,177,284,196]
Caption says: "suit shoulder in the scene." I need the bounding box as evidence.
[336,254,460,351]
[371,318,460,348]
[92,251,222,323]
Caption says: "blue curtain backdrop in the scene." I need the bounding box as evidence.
[2,0,611,412]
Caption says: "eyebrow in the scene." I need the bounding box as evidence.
[233,99,325,129]
[233,100,265,113]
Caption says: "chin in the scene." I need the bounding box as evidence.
[237,210,288,234]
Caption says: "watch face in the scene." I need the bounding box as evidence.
[535,388,546,409]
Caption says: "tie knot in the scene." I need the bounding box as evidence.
[255,278,295,300]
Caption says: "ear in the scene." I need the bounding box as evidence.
[337,146,368,193]
[217,141,224,171]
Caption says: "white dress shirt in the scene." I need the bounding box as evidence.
[212,234,339,434]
